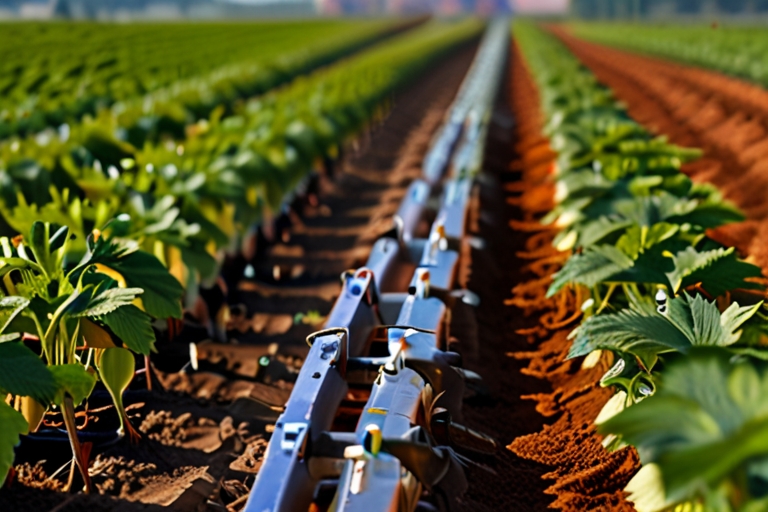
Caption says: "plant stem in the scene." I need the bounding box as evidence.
[84,348,93,370]
[145,355,152,391]
[597,283,617,314]
[62,395,92,494]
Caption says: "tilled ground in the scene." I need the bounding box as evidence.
[0,43,479,512]
[553,26,768,274]
[451,48,553,512]
[503,41,640,512]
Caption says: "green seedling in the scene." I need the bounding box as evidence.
[0,221,180,490]
[97,347,140,443]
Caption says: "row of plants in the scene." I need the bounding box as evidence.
[0,18,482,298]
[515,21,768,512]
[0,18,410,140]
[569,21,768,86]
[0,18,483,493]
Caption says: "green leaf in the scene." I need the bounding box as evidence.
[100,304,156,355]
[0,342,57,403]
[0,401,28,485]
[599,349,768,506]
[74,287,144,318]
[108,249,182,319]
[717,300,763,347]
[600,394,722,458]
[81,238,183,319]
[667,247,764,296]
[548,245,634,296]
[660,418,768,504]
[575,216,633,248]
[573,293,761,369]
[679,294,760,348]
[0,296,31,333]
[49,364,96,407]
[616,223,679,260]
[180,201,229,249]
[666,201,745,230]
[179,244,218,281]
[27,221,52,275]
[568,306,692,369]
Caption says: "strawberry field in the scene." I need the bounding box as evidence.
[2,12,768,512]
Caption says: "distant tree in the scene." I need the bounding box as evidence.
[716,0,746,12]
[676,0,701,13]
[52,0,72,18]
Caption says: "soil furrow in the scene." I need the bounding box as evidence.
[503,41,640,511]
[451,42,553,512]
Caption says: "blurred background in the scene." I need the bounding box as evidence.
[0,0,524,19]
[3,0,764,21]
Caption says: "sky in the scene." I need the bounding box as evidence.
[512,0,568,13]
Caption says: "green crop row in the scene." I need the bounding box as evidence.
[0,19,410,140]
[515,21,768,512]
[0,18,483,490]
[569,21,768,86]
[0,18,482,288]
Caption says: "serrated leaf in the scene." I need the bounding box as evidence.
[78,237,182,319]
[0,296,30,333]
[573,294,761,369]
[50,364,96,407]
[666,246,763,296]
[0,342,57,403]
[548,245,634,296]
[718,300,763,347]
[688,293,726,347]
[568,307,692,369]
[74,287,144,318]
[0,401,28,485]
[100,304,156,355]
[615,223,679,260]
[97,250,182,319]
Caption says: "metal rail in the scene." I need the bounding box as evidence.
[244,19,509,512]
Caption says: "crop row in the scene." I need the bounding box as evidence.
[0,19,411,140]
[515,22,768,512]
[570,22,768,86]
[0,19,482,492]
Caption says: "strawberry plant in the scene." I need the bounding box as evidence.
[0,221,182,490]
[599,350,768,512]
[0,19,482,307]
[514,21,768,510]
[0,20,409,140]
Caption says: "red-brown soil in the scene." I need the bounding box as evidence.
[553,26,768,274]
[504,41,640,511]
[450,47,554,512]
[0,43,480,512]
